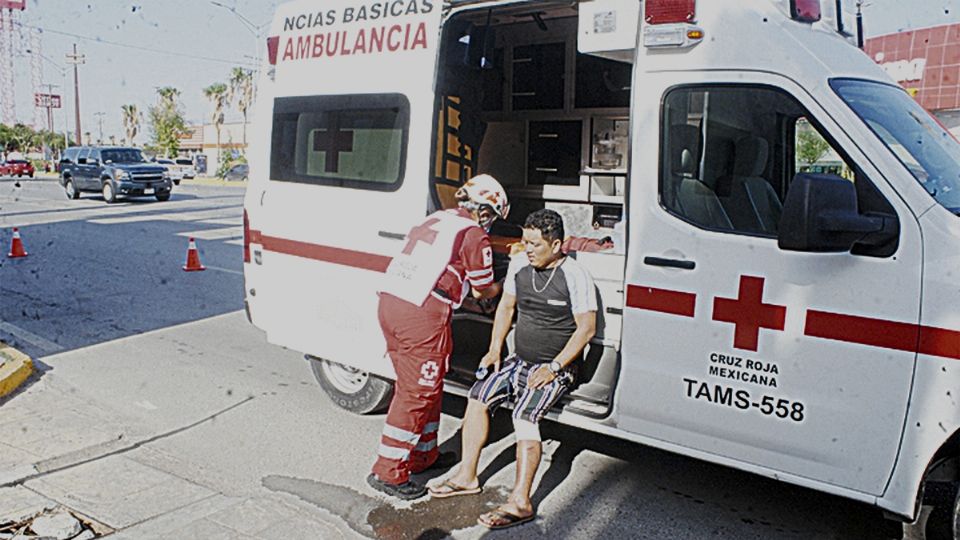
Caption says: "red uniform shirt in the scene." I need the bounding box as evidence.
[432,208,494,307]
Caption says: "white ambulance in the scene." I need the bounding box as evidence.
[243,0,960,534]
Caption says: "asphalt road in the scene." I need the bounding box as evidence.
[0,176,915,539]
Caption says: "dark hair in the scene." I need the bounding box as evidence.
[523,209,564,243]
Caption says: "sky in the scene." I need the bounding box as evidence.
[6,0,960,146]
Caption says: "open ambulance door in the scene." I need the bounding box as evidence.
[247,0,443,385]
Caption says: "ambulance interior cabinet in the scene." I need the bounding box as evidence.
[527,120,582,186]
[512,43,565,111]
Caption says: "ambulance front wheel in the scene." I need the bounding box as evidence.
[923,470,960,540]
[310,357,393,415]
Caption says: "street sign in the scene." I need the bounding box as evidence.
[34,93,61,108]
[0,1,25,10]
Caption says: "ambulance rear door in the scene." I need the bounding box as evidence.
[619,70,921,496]
[249,0,442,377]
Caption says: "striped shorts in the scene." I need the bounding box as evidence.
[468,355,574,424]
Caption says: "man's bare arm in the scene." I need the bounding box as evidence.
[479,291,516,372]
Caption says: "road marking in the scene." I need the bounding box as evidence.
[204,265,243,276]
[91,209,237,225]
[0,321,62,353]
[199,218,242,226]
[176,227,242,241]
[224,238,244,246]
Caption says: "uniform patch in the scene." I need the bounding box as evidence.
[419,360,440,387]
[482,246,493,267]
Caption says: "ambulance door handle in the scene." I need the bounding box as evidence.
[644,256,695,270]
[379,230,406,241]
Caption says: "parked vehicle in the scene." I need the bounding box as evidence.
[175,157,197,179]
[222,162,249,182]
[1,159,35,178]
[244,0,960,535]
[59,146,173,203]
[155,158,184,185]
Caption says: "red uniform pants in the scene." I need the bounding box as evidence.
[371,292,451,484]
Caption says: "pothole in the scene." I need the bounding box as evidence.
[0,507,113,540]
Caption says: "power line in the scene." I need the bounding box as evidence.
[20,23,259,69]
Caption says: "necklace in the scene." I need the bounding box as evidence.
[531,258,564,293]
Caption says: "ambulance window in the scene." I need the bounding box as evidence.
[270,94,409,191]
[662,85,897,253]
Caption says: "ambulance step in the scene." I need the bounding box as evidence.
[566,381,612,406]
[563,398,611,418]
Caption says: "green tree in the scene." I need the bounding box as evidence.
[228,67,254,147]
[121,104,142,146]
[149,87,188,157]
[203,82,229,167]
[796,129,831,169]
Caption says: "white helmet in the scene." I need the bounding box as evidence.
[456,174,510,221]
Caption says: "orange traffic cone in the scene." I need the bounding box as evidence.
[7,228,27,258]
[182,237,205,272]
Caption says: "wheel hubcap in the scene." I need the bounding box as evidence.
[319,360,369,394]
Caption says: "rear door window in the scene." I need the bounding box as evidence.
[270,94,409,191]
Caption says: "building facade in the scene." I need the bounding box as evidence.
[178,121,248,174]
[865,23,960,135]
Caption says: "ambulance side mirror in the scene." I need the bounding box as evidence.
[778,173,896,253]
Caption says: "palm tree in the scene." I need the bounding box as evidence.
[157,87,180,108]
[203,82,229,168]
[121,104,142,146]
[228,67,255,147]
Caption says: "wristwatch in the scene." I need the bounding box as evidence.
[548,360,563,374]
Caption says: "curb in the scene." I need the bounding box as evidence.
[181,177,248,188]
[0,341,34,399]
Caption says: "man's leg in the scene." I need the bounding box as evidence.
[433,359,517,494]
[442,398,489,489]
[479,362,570,526]
[505,437,541,516]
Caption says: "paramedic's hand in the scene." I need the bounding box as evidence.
[529,365,557,390]
[480,349,502,373]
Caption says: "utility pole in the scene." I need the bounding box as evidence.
[94,111,105,145]
[41,83,58,133]
[66,44,85,146]
[855,1,870,49]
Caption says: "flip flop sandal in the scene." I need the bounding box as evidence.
[477,508,535,530]
[428,479,482,499]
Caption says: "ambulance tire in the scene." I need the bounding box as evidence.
[310,357,393,415]
[924,480,960,540]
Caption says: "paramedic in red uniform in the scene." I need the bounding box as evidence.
[367,174,510,500]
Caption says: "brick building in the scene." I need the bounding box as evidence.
[865,23,960,135]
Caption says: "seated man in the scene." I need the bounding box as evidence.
[428,209,597,529]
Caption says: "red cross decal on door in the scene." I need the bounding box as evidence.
[313,115,354,173]
[402,218,441,255]
[712,276,786,351]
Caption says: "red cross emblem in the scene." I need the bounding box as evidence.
[712,276,786,351]
[402,218,441,255]
[313,115,354,173]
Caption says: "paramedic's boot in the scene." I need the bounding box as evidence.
[367,474,427,500]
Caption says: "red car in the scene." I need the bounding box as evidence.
[1,159,35,178]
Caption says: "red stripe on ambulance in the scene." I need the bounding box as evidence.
[806,310,960,360]
[625,285,696,317]
[255,232,391,273]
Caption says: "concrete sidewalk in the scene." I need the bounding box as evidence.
[0,316,363,539]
